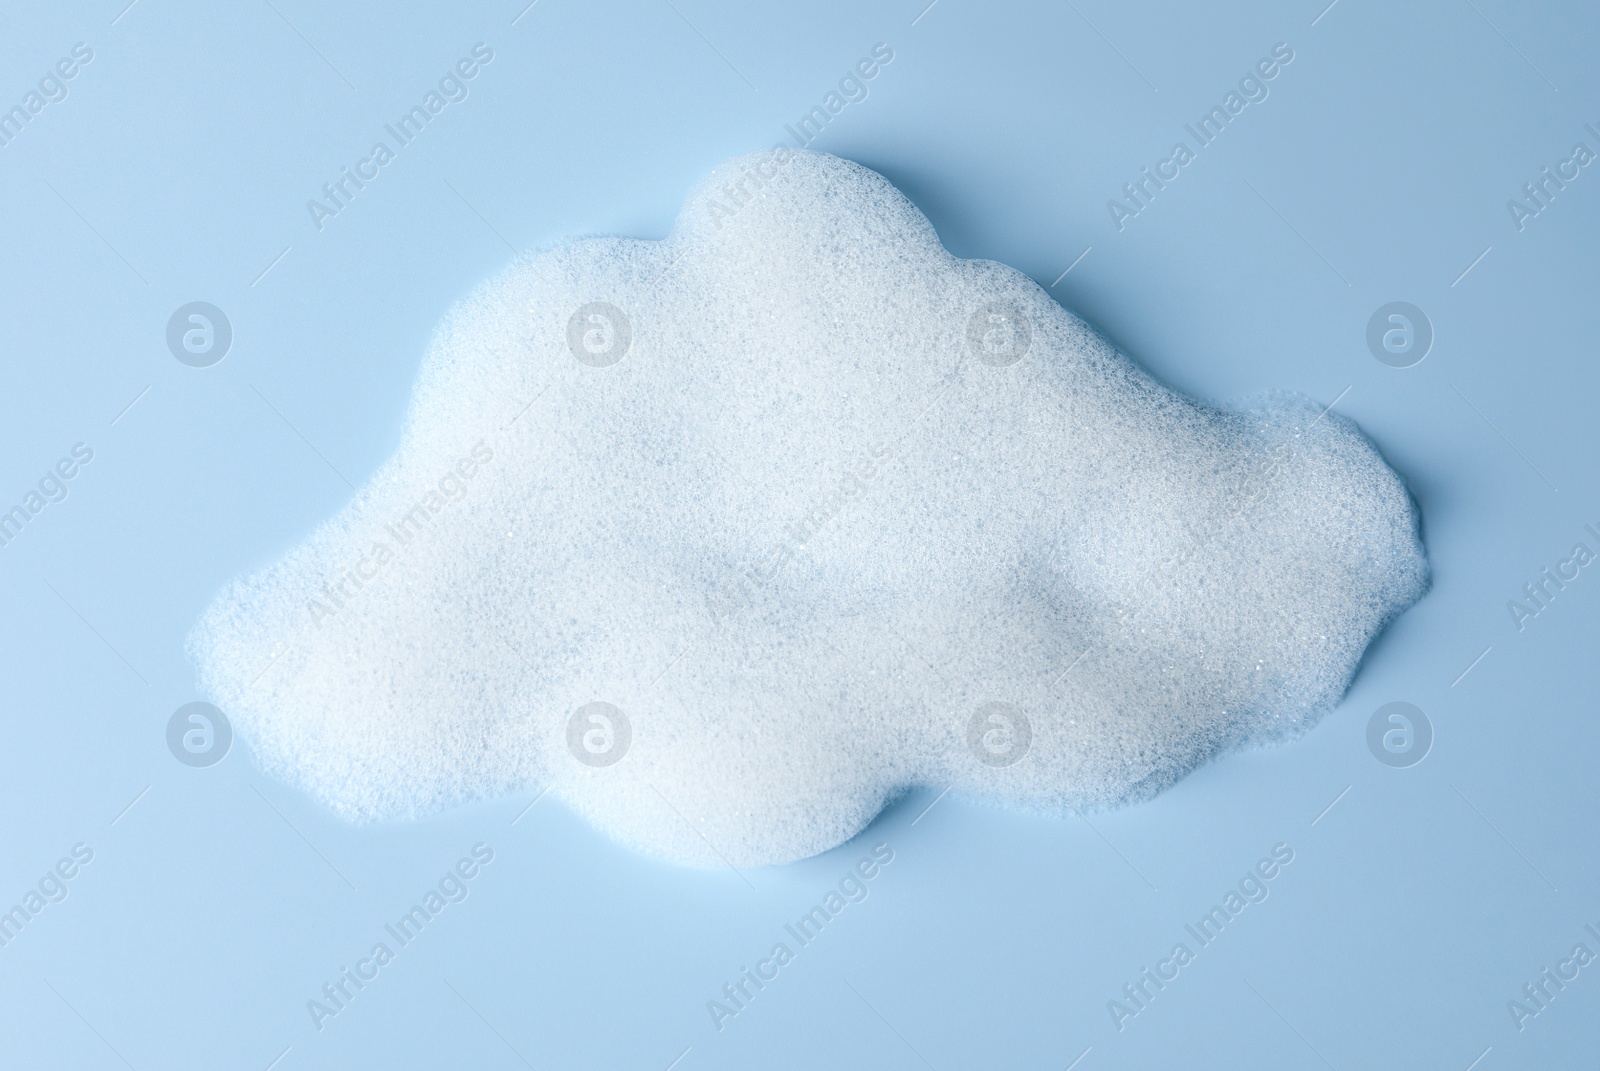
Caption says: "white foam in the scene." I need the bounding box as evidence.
[188,150,1427,867]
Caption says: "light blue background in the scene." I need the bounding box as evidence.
[1,0,1597,1068]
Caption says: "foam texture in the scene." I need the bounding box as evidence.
[189,150,1427,867]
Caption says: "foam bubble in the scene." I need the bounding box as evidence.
[188,150,1427,866]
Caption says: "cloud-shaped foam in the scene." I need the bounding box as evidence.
[190,150,1427,867]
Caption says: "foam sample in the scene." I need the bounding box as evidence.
[189,150,1427,867]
